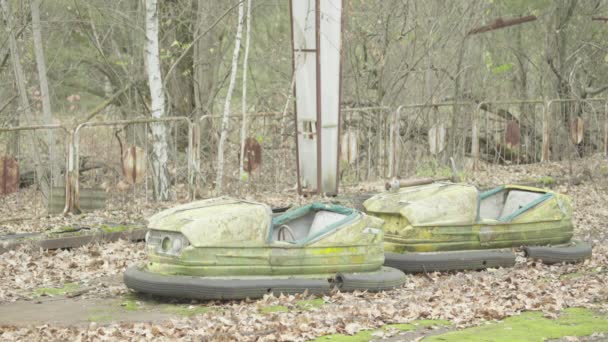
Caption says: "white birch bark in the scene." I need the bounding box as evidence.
[30,0,59,186]
[238,0,253,181]
[215,1,244,193]
[145,0,170,200]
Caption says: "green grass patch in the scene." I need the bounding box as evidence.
[120,293,145,311]
[559,267,602,280]
[87,312,115,323]
[260,305,289,313]
[100,224,136,233]
[34,282,79,297]
[313,320,451,341]
[426,308,608,342]
[296,298,325,310]
[161,304,211,317]
[536,176,555,186]
[415,159,464,181]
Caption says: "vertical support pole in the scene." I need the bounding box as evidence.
[72,127,82,213]
[542,101,551,162]
[394,106,402,178]
[314,0,322,194]
[63,130,74,215]
[604,101,608,159]
[472,103,481,168]
[376,109,382,178]
[388,108,396,178]
[188,121,199,200]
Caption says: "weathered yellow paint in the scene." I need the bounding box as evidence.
[364,183,574,253]
[144,199,386,277]
[310,247,360,256]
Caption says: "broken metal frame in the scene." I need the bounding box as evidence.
[474,100,546,164]
[545,98,608,161]
[0,124,70,215]
[71,117,194,212]
[197,112,294,195]
[391,102,474,178]
[340,106,391,183]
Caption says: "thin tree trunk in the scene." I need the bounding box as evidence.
[1,0,48,197]
[215,1,244,193]
[145,0,170,200]
[30,0,59,186]
[239,0,252,181]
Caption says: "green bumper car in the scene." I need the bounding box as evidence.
[124,198,405,300]
[363,182,591,273]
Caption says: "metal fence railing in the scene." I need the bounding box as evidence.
[473,100,546,164]
[197,112,296,196]
[545,99,607,161]
[1,98,606,219]
[340,107,391,184]
[0,124,69,217]
[72,117,193,213]
[390,102,475,178]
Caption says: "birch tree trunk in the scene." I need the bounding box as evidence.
[238,0,253,182]
[215,1,244,193]
[30,0,60,186]
[1,0,48,197]
[145,0,170,200]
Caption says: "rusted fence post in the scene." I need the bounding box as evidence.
[472,103,481,166]
[605,101,608,159]
[388,106,403,178]
[542,101,551,162]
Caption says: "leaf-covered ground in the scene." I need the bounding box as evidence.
[0,157,607,341]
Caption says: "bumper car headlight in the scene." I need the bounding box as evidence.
[146,230,190,256]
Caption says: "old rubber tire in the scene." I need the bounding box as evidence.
[336,266,406,292]
[523,240,592,265]
[124,266,332,300]
[384,250,517,273]
[124,266,406,300]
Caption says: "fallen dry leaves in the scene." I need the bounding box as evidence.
[0,156,607,341]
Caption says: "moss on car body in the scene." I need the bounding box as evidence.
[143,198,385,277]
[363,183,573,253]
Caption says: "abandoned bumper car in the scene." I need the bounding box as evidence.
[364,182,592,273]
[124,198,406,300]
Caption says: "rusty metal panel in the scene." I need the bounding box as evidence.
[0,156,19,196]
[428,123,447,155]
[122,146,146,184]
[505,120,521,149]
[340,130,358,165]
[242,137,262,173]
[570,117,584,144]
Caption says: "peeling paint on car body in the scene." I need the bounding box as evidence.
[363,183,574,253]
[144,198,385,277]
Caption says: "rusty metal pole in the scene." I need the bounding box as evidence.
[542,100,552,162]
[472,103,482,167]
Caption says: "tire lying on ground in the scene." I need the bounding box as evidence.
[124,266,406,300]
[335,267,407,292]
[384,250,517,274]
[523,240,592,265]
